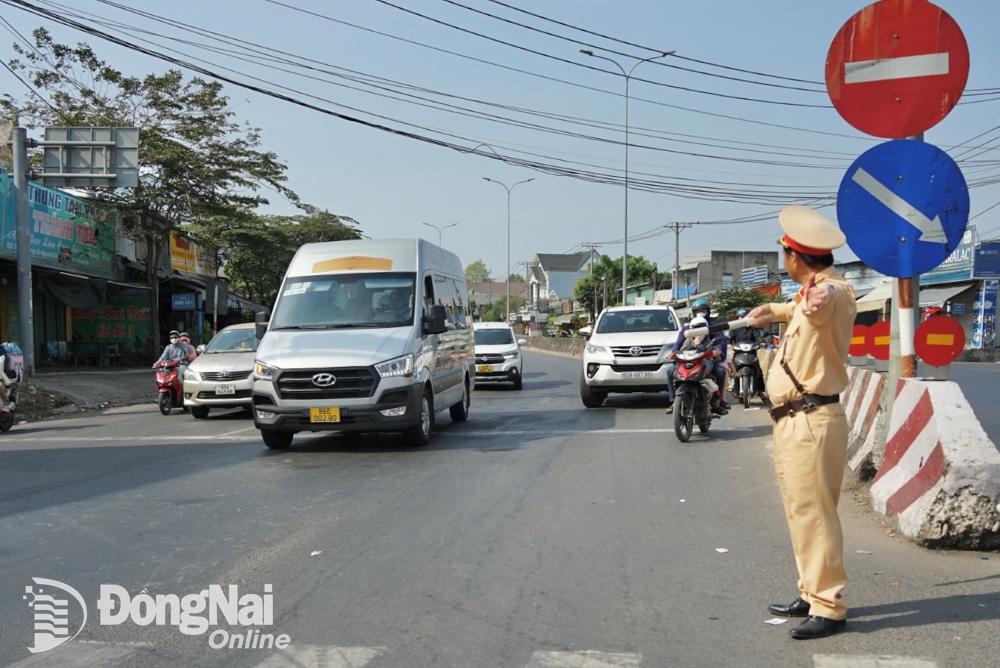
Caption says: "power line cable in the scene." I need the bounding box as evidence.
[368,0,830,108]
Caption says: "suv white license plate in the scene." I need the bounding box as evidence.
[622,371,653,379]
[215,384,236,395]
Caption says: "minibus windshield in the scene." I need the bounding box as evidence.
[270,273,417,330]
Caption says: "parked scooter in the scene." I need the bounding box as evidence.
[154,360,183,415]
[0,342,24,432]
[732,340,765,409]
[671,341,724,442]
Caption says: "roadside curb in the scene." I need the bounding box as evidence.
[522,346,581,361]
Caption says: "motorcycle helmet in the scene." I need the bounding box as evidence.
[689,316,708,329]
[691,298,710,315]
[737,308,749,318]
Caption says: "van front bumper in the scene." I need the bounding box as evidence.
[251,380,424,433]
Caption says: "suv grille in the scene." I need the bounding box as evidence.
[610,345,662,358]
[476,353,505,364]
[276,367,378,400]
[201,370,252,381]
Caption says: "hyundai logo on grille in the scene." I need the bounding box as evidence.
[311,373,337,387]
[629,346,643,357]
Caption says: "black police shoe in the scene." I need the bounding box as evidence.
[767,596,809,617]
[789,615,846,640]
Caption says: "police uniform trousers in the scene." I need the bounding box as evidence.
[771,402,848,620]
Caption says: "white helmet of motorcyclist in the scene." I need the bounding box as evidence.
[688,316,709,346]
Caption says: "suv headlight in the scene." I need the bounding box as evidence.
[375,353,414,378]
[254,361,279,381]
[585,343,607,355]
[503,350,519,359]
[184,369,201,382]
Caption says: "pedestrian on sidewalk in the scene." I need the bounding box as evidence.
[747,206,857,640]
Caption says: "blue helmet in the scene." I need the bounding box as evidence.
[691,298,710,313]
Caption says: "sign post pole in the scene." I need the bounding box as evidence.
[11,127,34,377]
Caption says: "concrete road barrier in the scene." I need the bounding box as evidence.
[842,366,886,474]
[869,378,1000,549]
[523,337,585,357]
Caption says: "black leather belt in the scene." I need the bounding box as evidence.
[768,394,839,422]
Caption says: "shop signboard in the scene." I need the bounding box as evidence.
[71,291,154,352]
[922,227,975,286]
[0,171,117,277]
[974,241,1000,279]
[972,280,998,349]
[169,231,217,277]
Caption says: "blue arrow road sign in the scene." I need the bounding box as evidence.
[837,140,969,278]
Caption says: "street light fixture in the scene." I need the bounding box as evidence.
[422,221,458,247]
[580,48,675,305]
[483,176,535,322]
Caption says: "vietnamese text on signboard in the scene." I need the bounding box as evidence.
[169,231,217,277]
[975,241,1000,279]
[71,292,154,352]
[922,227,975,285]
[0,170,117,277]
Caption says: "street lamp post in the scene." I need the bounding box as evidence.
[422,221,458,247]
[580,48,675,305]
[483,177,534,322]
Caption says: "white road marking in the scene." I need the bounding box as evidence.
[253,644,385,668]
[6,434,260,443]
[844,52,949,84]
[526,650,642,667]
[813,655,938,668]
[850,168,947,243]
[7,641,147,667]
[442,429,675,436]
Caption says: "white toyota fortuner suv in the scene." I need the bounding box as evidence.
[579,305,681,408]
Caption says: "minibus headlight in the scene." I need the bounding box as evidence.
[375,354,414,378]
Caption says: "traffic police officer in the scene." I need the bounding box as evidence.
[748,206,857,640]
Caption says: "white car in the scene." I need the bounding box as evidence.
[579,305,681,407]
[183,323,259,418]
[473,322,526,390]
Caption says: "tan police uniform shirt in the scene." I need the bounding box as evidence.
[764,267,856,406]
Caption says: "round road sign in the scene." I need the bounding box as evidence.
[825,0,969,138]
[837,139,969,278]
[849,324,870,357]
[915,315,965,366]
[867,320,891,361]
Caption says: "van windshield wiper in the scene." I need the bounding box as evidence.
[271,324,338,330]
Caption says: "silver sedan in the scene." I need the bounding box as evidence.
[183,323,258,419]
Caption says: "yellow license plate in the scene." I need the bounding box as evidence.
[476,364,493,373]
[309,407,341,423]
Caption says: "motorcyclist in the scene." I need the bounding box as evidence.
[665,298,729,414]
[154,330,183,367]
[728,307,766,397]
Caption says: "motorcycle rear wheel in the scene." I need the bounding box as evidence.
[673,395,693,442]
[0,411,13,432]
[158,393,172,416]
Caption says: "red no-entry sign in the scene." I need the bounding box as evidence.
[825,0,969,138]
[867,320,891,361]
[915,315,965,366]
[849,324,870,357]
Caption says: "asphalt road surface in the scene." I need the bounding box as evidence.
[919,361,1000,450]
[0,352,996,668]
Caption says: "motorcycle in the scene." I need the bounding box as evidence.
[671,342,723,442]
[154,360,184,415]
[0,342,24,432]
[732,340,765,409]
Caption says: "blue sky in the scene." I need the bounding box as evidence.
[3,1,999,279]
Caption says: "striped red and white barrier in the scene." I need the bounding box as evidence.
[842,366,885,472]
[869,378,1000,548]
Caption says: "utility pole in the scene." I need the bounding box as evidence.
[581,243,601,320]
[666,222,693,303]
[12,127,35,376]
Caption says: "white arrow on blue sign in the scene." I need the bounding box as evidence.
[837,139,969,278]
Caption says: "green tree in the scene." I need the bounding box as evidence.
[464,260,491,283]
[710,285,784,318]
[573,254,670,314]
[508,273,525,283]
[3,29,298,346]
[198,208,361,307]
